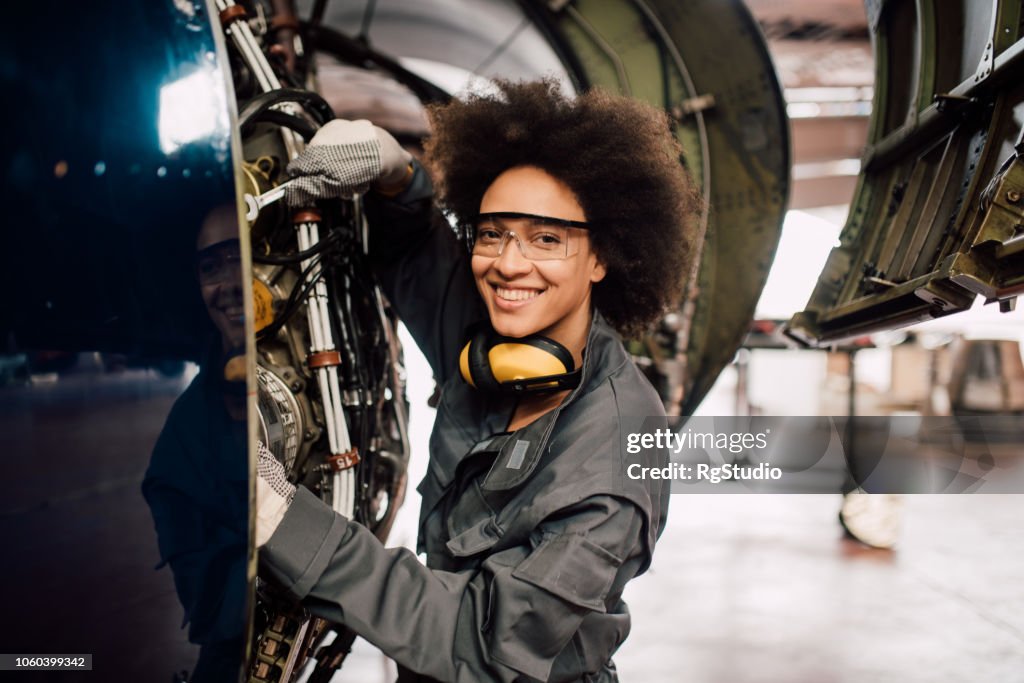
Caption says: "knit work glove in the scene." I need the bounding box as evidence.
[256,440,296,547]
[284,119,412,207]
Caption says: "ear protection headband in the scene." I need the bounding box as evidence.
[459,325,582,395]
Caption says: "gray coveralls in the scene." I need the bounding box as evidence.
[260,163,671,682]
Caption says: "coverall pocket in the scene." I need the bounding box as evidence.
[512,533,623,612]
[485,533,624,681]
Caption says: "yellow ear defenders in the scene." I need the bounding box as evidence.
[459,325,582,395]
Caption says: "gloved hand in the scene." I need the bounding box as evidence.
[256,440,296,547]
[284,119,413,207]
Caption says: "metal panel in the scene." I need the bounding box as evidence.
[787,0,1024,345]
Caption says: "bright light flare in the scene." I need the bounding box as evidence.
[158,66,229,155]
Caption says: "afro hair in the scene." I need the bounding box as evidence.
[423,78,701,338]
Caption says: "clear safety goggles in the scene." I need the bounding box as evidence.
[470,212,590,261]
[196,239,242,286]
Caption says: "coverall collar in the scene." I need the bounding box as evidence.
[480,308,625,491]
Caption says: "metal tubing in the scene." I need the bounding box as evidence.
[297,219,355,517]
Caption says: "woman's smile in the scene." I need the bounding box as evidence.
[492,283,546,308]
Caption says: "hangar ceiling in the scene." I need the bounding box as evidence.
[747,0,874,209]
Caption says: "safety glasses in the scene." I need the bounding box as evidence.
[196,239,242,286]
[470,212,589,261]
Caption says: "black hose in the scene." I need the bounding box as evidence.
[253,231,341,264]
[331,270,363,388]
[308,0,330,28]
[248,109,318,142]
[238,88,335,137]
[256,253,329,340]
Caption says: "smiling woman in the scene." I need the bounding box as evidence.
[255,79,701,683]
[195,205,245,353]
[472,166,605,357]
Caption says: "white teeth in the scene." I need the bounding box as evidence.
[496,287,541,302]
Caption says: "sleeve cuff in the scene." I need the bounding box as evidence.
[260,486,348,600]
[375,158,433,205]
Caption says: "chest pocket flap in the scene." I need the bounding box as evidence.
[511,532,623,613]
[445,515,503,557]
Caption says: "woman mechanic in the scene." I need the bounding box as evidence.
[256,80,699,682]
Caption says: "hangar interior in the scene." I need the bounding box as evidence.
[0,0,1022,682]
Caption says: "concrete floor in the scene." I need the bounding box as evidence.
[615,495,1024,683]
[0,365,202,681]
